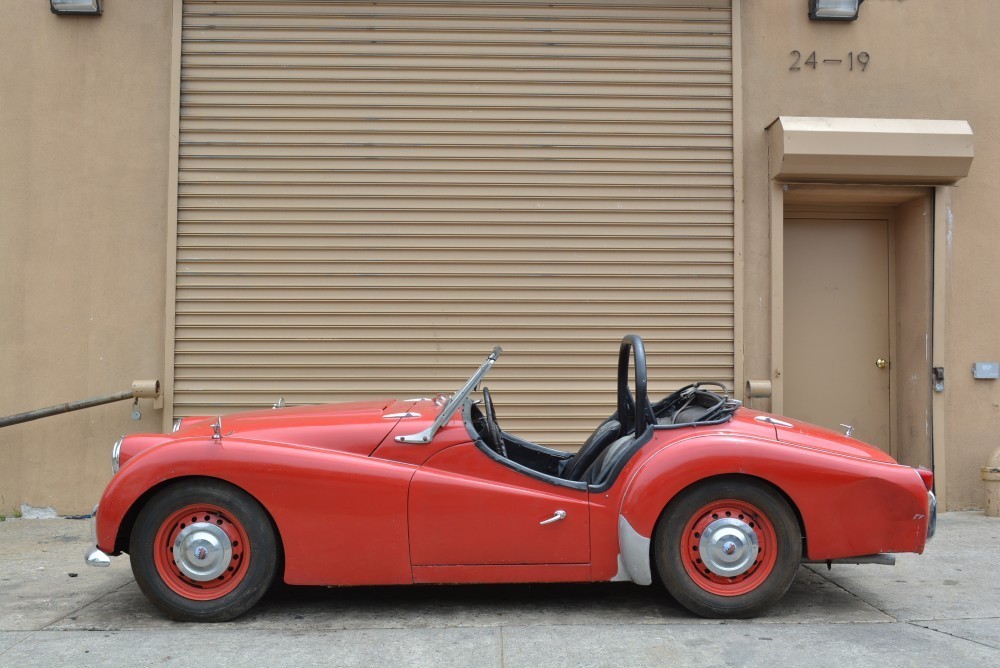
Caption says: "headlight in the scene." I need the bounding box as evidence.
[111,436,124,474]
[172,418,184,433]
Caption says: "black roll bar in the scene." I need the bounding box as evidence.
[616,334,650,435]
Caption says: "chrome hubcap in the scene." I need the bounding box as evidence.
[699,517,759,577]
[173,522,232,581]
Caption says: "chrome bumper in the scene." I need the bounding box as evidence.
[926,491,937,542]
[84,504,111,567]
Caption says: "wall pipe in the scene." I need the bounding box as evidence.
[0,380,160,429]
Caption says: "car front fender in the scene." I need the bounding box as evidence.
[96,437,416,585]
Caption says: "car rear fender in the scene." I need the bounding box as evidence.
[618,433,930,562]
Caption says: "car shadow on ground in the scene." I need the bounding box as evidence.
[229,565,884,629]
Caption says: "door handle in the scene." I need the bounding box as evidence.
[876,358,889,369]
[539,510,567,525]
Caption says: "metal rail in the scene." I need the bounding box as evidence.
[0,380,160,429]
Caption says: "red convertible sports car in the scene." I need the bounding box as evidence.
[85,335,935,622]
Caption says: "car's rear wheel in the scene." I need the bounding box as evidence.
[654,478,800,618]
[130,480,277,622]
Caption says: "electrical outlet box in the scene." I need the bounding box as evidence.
[972,362,1000,379]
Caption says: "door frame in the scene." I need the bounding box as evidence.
[768,182,949,504]
[763,116,973,507]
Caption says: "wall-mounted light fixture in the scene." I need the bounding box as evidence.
[809,0,863,22]
[50,0,102,16]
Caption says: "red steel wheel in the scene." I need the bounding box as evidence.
[152,504,251,601]
[679,499,778,597]
[131,480,277,622]
[654,478,801,619]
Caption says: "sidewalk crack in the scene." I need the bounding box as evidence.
[907,621,1000,653]
[41,578,136,630]
[0,632,35,659]
[807,567,897,621]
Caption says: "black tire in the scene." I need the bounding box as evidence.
[129,479,278,622]
[654,477,801,619]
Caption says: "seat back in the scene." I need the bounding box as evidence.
[559,419,621,481]
[583,433,635,485]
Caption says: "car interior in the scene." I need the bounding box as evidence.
[469,335,741,488]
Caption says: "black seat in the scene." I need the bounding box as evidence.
[559,419,621,481]
[581,432,634,484]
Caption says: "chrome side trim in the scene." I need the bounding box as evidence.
[84,504,111,568]
[617,515,652,585]
[383,412,421,419]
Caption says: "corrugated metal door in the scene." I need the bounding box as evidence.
[174,0,734,449]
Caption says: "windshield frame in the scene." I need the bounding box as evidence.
[395,346,502,444]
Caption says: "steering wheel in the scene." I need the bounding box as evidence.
[481,387,507,458]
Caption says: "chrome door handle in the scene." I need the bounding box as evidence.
[540,510,567,525]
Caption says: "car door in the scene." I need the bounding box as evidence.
[408,442,590,567]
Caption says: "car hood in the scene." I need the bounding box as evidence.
[170,399,418,457]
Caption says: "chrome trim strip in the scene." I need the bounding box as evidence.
[84,504,111,568]
[382,412,421,419]
[617,515,652,585]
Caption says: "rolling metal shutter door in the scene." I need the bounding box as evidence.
[175,0,734,449]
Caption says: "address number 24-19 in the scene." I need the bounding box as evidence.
[790,51,870,71]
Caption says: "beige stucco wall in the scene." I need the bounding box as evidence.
[892,194,933,471]
[2,0,997,514]
[740,0,1000,509]
[0,2,172,514]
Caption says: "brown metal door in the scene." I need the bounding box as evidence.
[783,209,892,451]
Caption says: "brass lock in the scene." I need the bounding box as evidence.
[875,358,889,369]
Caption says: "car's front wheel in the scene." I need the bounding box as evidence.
[654,478,801,618]
[130,479,278,622]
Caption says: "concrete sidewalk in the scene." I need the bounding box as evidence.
[0,512,997,667]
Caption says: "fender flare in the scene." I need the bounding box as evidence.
[617,433,928,564]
